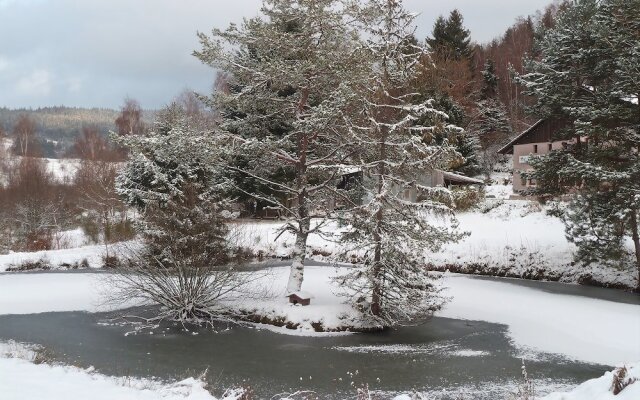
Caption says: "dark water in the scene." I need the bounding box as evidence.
[0,311,606,399]
[1,274,637,398]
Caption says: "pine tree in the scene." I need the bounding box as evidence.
[480,59,499,100]
[426,9,473,62]
[115,103,232,253]
[517,0,640,289]
[336,0,465,326]
[194,0,360,293]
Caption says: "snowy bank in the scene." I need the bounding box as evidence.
[0,341,234,400]
[2,200,636,288]
[0,241,138,272]
[541,363,640,400]
[223,266,380,333]
[235,201,638,290]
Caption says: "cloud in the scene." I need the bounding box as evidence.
[16,69,52,97]
[0,56,8,73]
[66,77,84,93]
[0,0,554,109]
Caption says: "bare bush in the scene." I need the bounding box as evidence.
[75,159,134,249]
[6,158,69,251]
[512,361,535,400]
[105,245,260,330]
[6,257,52,272]
[611,365,637,395]
[104,187,263,329]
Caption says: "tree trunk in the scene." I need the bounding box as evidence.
[371,133,387,318]
[286,114,310,294]
[287,220,308,293]
[630,208,640,292]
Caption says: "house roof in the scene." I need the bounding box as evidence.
[497,119,545,154]
[498,118,571,154]
[441,171,484,185]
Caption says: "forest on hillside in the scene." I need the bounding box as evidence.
[0,106,154,158]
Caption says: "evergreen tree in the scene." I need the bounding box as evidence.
[426,9,473,61]
[517,0,640,289]
[480,59,499,100]
[469,59,513,179]
[414,91,480,176]
[336,0,465,326]
[194,0,360,293]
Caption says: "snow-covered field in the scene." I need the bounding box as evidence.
[232,200,637,289]
[1,199,636,288]
[41,157,81,183]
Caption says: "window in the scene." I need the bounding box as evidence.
[533,144,538,153]
[521,175,527,186]
[548,143,553,151]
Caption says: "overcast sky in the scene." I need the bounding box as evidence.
[0,0,553,110]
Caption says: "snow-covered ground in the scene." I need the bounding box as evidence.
[232,200,637,289]
[41,157,81,183]
[0,341,235,400]
[540,363,640,400]
[0,240,134,272]
[2,199,636,288]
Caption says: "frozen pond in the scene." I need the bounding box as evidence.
[1,273,637,399]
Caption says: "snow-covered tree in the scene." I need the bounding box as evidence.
[469,60,513,179]
[517,0,640,289]
[335,0,465,326]
[112,105,251,326]
[194,0,361,293]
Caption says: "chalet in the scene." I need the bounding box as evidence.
[498,119,582,193]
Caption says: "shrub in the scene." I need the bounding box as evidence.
[451,186,485,211]
[6,257,52,272]
[612,366,637,395]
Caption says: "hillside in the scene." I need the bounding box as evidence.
[0,107,154,157]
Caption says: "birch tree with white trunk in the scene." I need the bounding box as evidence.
[194,0,361,293]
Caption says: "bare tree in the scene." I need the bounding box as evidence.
[115,98,146,136]
[75,158,132,251]
[7,158,61,250]
[11,114,40,157]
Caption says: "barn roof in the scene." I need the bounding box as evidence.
[498,118,570,154]
[498,119,545,154]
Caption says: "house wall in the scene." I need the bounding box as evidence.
[512,140,569,192]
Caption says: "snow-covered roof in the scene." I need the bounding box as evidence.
[286,291,314,299]
[440,170,484,185]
